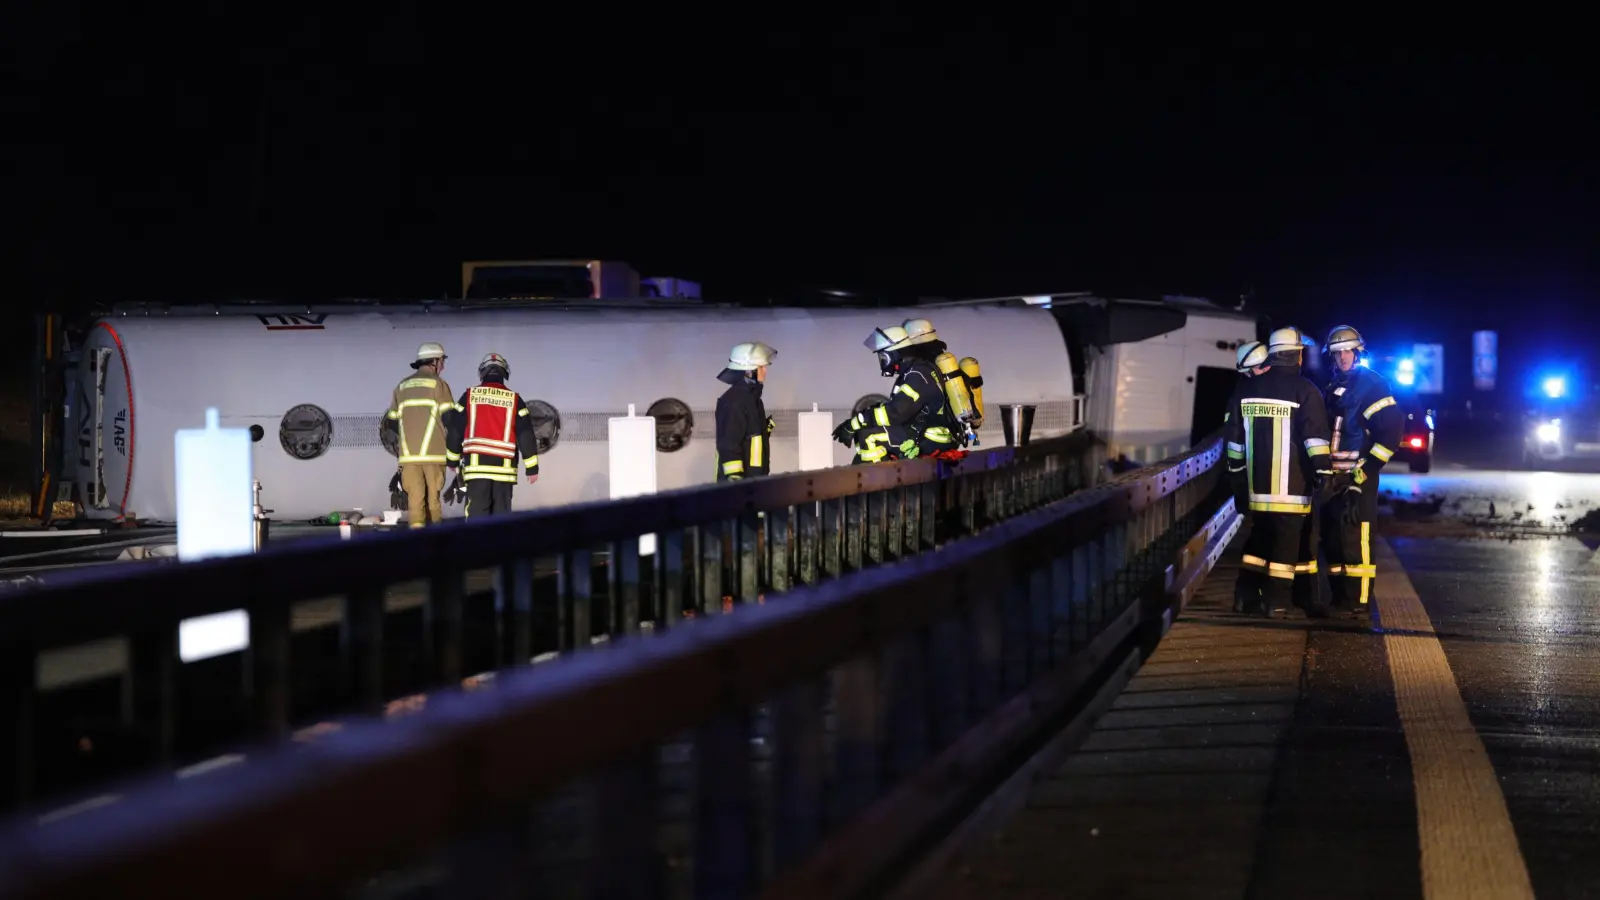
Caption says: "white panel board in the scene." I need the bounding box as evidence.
[797,403,835,471]
[175,408,254,662]
[609,404,658,555]
[1411,343,1444,395]
[1473,330,1497,391]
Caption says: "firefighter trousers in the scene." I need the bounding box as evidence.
[1238,511,1320,614]
[401,464,447,528]
[1321,480,1378,608]
[464,478,515,518]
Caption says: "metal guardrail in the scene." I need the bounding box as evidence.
[0,432,1103,812]
[0,434,1234,900]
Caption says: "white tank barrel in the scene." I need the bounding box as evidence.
[75,305,1081,523]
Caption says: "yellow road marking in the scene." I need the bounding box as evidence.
[1374,537,1535,900]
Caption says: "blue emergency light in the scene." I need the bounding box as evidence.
[1544,376,1566,399]
[1395,358,1415,386]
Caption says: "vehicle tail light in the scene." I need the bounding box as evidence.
[1408,437,1424,448]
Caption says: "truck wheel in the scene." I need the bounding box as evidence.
[1409,455,1431,474]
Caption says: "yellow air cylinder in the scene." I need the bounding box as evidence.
[959,357,985,427]
[935,351,976,423]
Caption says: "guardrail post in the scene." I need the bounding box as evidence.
[698,525,723,615]
[884,487,903,560]
[822,500,842,579]
[247,598,292,741]
[0,645,34,811]
[656,530,685,628]
[610,538,643,635]
[341,587,386,715]
[830,653,882,827]
[968,574,1003,717]
[1069,544,1090,649]
[737,514,760,606]
[427,570,466,683]
[882,631,929,783]
[768,507,792,594]
[1029,563,1056,673]
[592,750,663,899]
[771,676,827,870]
[563,548,594,647]
[796,503,819,586]
[928,614,971,746]
[695,708,756,897]
[844,495,864,573]
[1000,579,1031,693]
[495,558,536,665]
[128,626,177,771]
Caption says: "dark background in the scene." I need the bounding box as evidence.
[4,9,1596,405]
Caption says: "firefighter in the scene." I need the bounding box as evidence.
[714,341,777,481]
[902,317,985,442]
[1320,324,1404,618]
[1236,340,1269,376]
[1225,326,1333,617]
[1222,341,1271,431]
[442,352,540,518]
[381,342,458,528]
[833,325,959,462]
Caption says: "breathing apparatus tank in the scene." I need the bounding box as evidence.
[959,357,985,427]
[934,351,983,444]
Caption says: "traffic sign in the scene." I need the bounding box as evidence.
[1412,343,1444,394]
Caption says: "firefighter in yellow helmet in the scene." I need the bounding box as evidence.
[902,317,986,442]
[382,342,459,527]
[1320,324,1404,620]
[714,341,777,481]
[833,325,959,462]
[1225,327,1334,617]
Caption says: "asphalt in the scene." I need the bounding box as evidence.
[923,505,1600,898]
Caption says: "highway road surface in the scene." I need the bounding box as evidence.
[916,436,1600,899]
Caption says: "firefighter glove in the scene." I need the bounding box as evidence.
[765,415,776,434]
[388,471,407,511]
[444,474,465,505]
[833,420,857,447]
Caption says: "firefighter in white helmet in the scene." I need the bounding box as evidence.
[1225,326,1334,617]
[382,342,458,527]
[1236,341,1269,375]
[715,342,778,481]
[441,353,541,517]
[1320,324,1404,620]
[834,325,959,462]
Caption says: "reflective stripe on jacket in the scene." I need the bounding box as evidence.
[385,374,458,464]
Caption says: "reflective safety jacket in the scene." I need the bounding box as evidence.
[1224,364,1332,515]
[1324,366,1404,486]
[443,377,540,483]
[383,373,458,465]
[846,358,958,459]
[714,377,770,481]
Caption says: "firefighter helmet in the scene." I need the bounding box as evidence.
[478,352,510,380]
[902,318,939,346]
[863,325,911,353]
[1324,325,1365,353]
[1267,327,1305,354]
[864,325,911,376]
[1236,341,1269,372]
[415,342,446,362]
[727,341,777,371]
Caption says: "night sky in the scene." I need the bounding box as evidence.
[8,10,1596,393]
